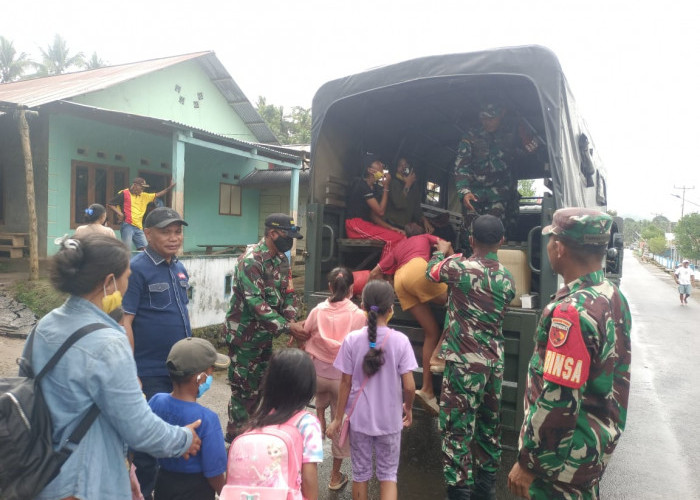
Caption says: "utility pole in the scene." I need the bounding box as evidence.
[673,185,695,219]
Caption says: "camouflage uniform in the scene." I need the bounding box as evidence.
[224,239,298,437]
[517,209,632,500]
[426,250,515,489]
[454,104,535,248]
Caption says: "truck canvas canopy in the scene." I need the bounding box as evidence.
[310,44,606,212]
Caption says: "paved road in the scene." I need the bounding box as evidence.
[3,252,698,499]
[599,253,700,499]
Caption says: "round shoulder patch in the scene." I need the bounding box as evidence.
[549,317,572,347]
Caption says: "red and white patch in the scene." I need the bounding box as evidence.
[178,272,187,280]
[542,303,590,389]
[548,317,571,347]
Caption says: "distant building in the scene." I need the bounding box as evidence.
[0,51,307,256]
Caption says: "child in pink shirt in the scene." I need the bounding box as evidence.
[304,267,366,490]
[326,280,417,500]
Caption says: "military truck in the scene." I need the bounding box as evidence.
[302,45,623,430]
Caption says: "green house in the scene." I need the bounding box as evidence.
[0,51,307,257]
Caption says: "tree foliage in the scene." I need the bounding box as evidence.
[36,34,85,76]
[648,236,667,255]
[641,224,664,240]
[518,179,536,198]
[0,36,32,83]
[255,96,311,145]
[674,213,700,260]
[85,52,106,70]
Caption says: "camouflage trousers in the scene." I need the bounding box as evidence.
[438,358,503,488]
[529,477,600,500]
[226,340,273,439]
[459,196,518,252]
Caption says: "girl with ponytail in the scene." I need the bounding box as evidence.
[326,280,417,500]
[303,267,366,490]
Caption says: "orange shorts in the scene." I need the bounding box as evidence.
[394,258,448,310]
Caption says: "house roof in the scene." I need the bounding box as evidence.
[0,51,279,144]
[47,100,304,166]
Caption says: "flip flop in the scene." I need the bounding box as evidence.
[328,472,349,491]
[415,389,440,416]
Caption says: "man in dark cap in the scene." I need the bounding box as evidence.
[508,208,632,500]
[454,102,539,252]
[425,214,516,500]
[224,213,309,440]
[108,177,176,250]
[122,206,192,498]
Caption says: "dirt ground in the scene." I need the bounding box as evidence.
[0,335,26,377]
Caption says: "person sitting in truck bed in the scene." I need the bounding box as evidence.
[385,157,426,232]
[345,155,406,266]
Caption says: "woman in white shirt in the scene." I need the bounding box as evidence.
[74,203,117,238]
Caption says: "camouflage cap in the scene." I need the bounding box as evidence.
[542,207,612,246]
[479,102,505,118]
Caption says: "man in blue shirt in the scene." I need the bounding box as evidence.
[123,206,192,499]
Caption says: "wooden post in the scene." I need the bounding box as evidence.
[17,108,39,281]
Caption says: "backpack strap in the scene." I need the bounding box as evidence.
[33,322,107,457]
[35,323,107,382]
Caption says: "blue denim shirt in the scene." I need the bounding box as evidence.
[21,296,193,500]
[122,246,192,377]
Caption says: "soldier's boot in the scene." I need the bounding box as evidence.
[446,485,472,500]
[472,470,497,500]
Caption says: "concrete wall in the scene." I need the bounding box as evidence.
[47,113,172,253]
[71,60,258,142]
[182,254,239,329]
[46,113,266,255]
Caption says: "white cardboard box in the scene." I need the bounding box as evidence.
[521,294,539,309]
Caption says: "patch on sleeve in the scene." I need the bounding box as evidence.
[542,303,590,389]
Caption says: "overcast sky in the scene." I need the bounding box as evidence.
[4,0,698,221]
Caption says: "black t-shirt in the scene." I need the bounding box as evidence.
[346,179,377,221]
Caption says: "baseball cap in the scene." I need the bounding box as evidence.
[167,337,230,376]
[144,207,188,229]
[132,177,150,187]
[542,208,612,246]
[265,213,302,239]
[683,259,690,263]
[479,102,505,119]
[471,214,505,244]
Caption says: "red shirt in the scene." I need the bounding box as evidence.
[377,234,440,271]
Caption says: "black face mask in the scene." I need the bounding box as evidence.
[275,234,294,253]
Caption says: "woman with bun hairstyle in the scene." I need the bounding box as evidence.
[74,203,116,238]
[21,234,201,500]
[303,267,366,490]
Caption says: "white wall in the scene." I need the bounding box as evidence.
[182,254,239,329]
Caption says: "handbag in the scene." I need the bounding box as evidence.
[338,329,392,447]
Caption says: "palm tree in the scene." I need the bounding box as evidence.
[84,52,106,70]
[36,34,85,76]
[0,36,32,83]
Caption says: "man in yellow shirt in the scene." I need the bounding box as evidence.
[108,177,175,250]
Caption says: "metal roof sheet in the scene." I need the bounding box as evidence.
[0,51,279,144]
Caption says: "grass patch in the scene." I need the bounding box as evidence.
[12,279,67,319]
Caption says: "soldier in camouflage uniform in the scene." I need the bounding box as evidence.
[508,208,632,500]
[426,215,516,500]
[454,102,538,251]
[224,213,309,440]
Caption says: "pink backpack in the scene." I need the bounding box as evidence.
[220,411,306,500]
